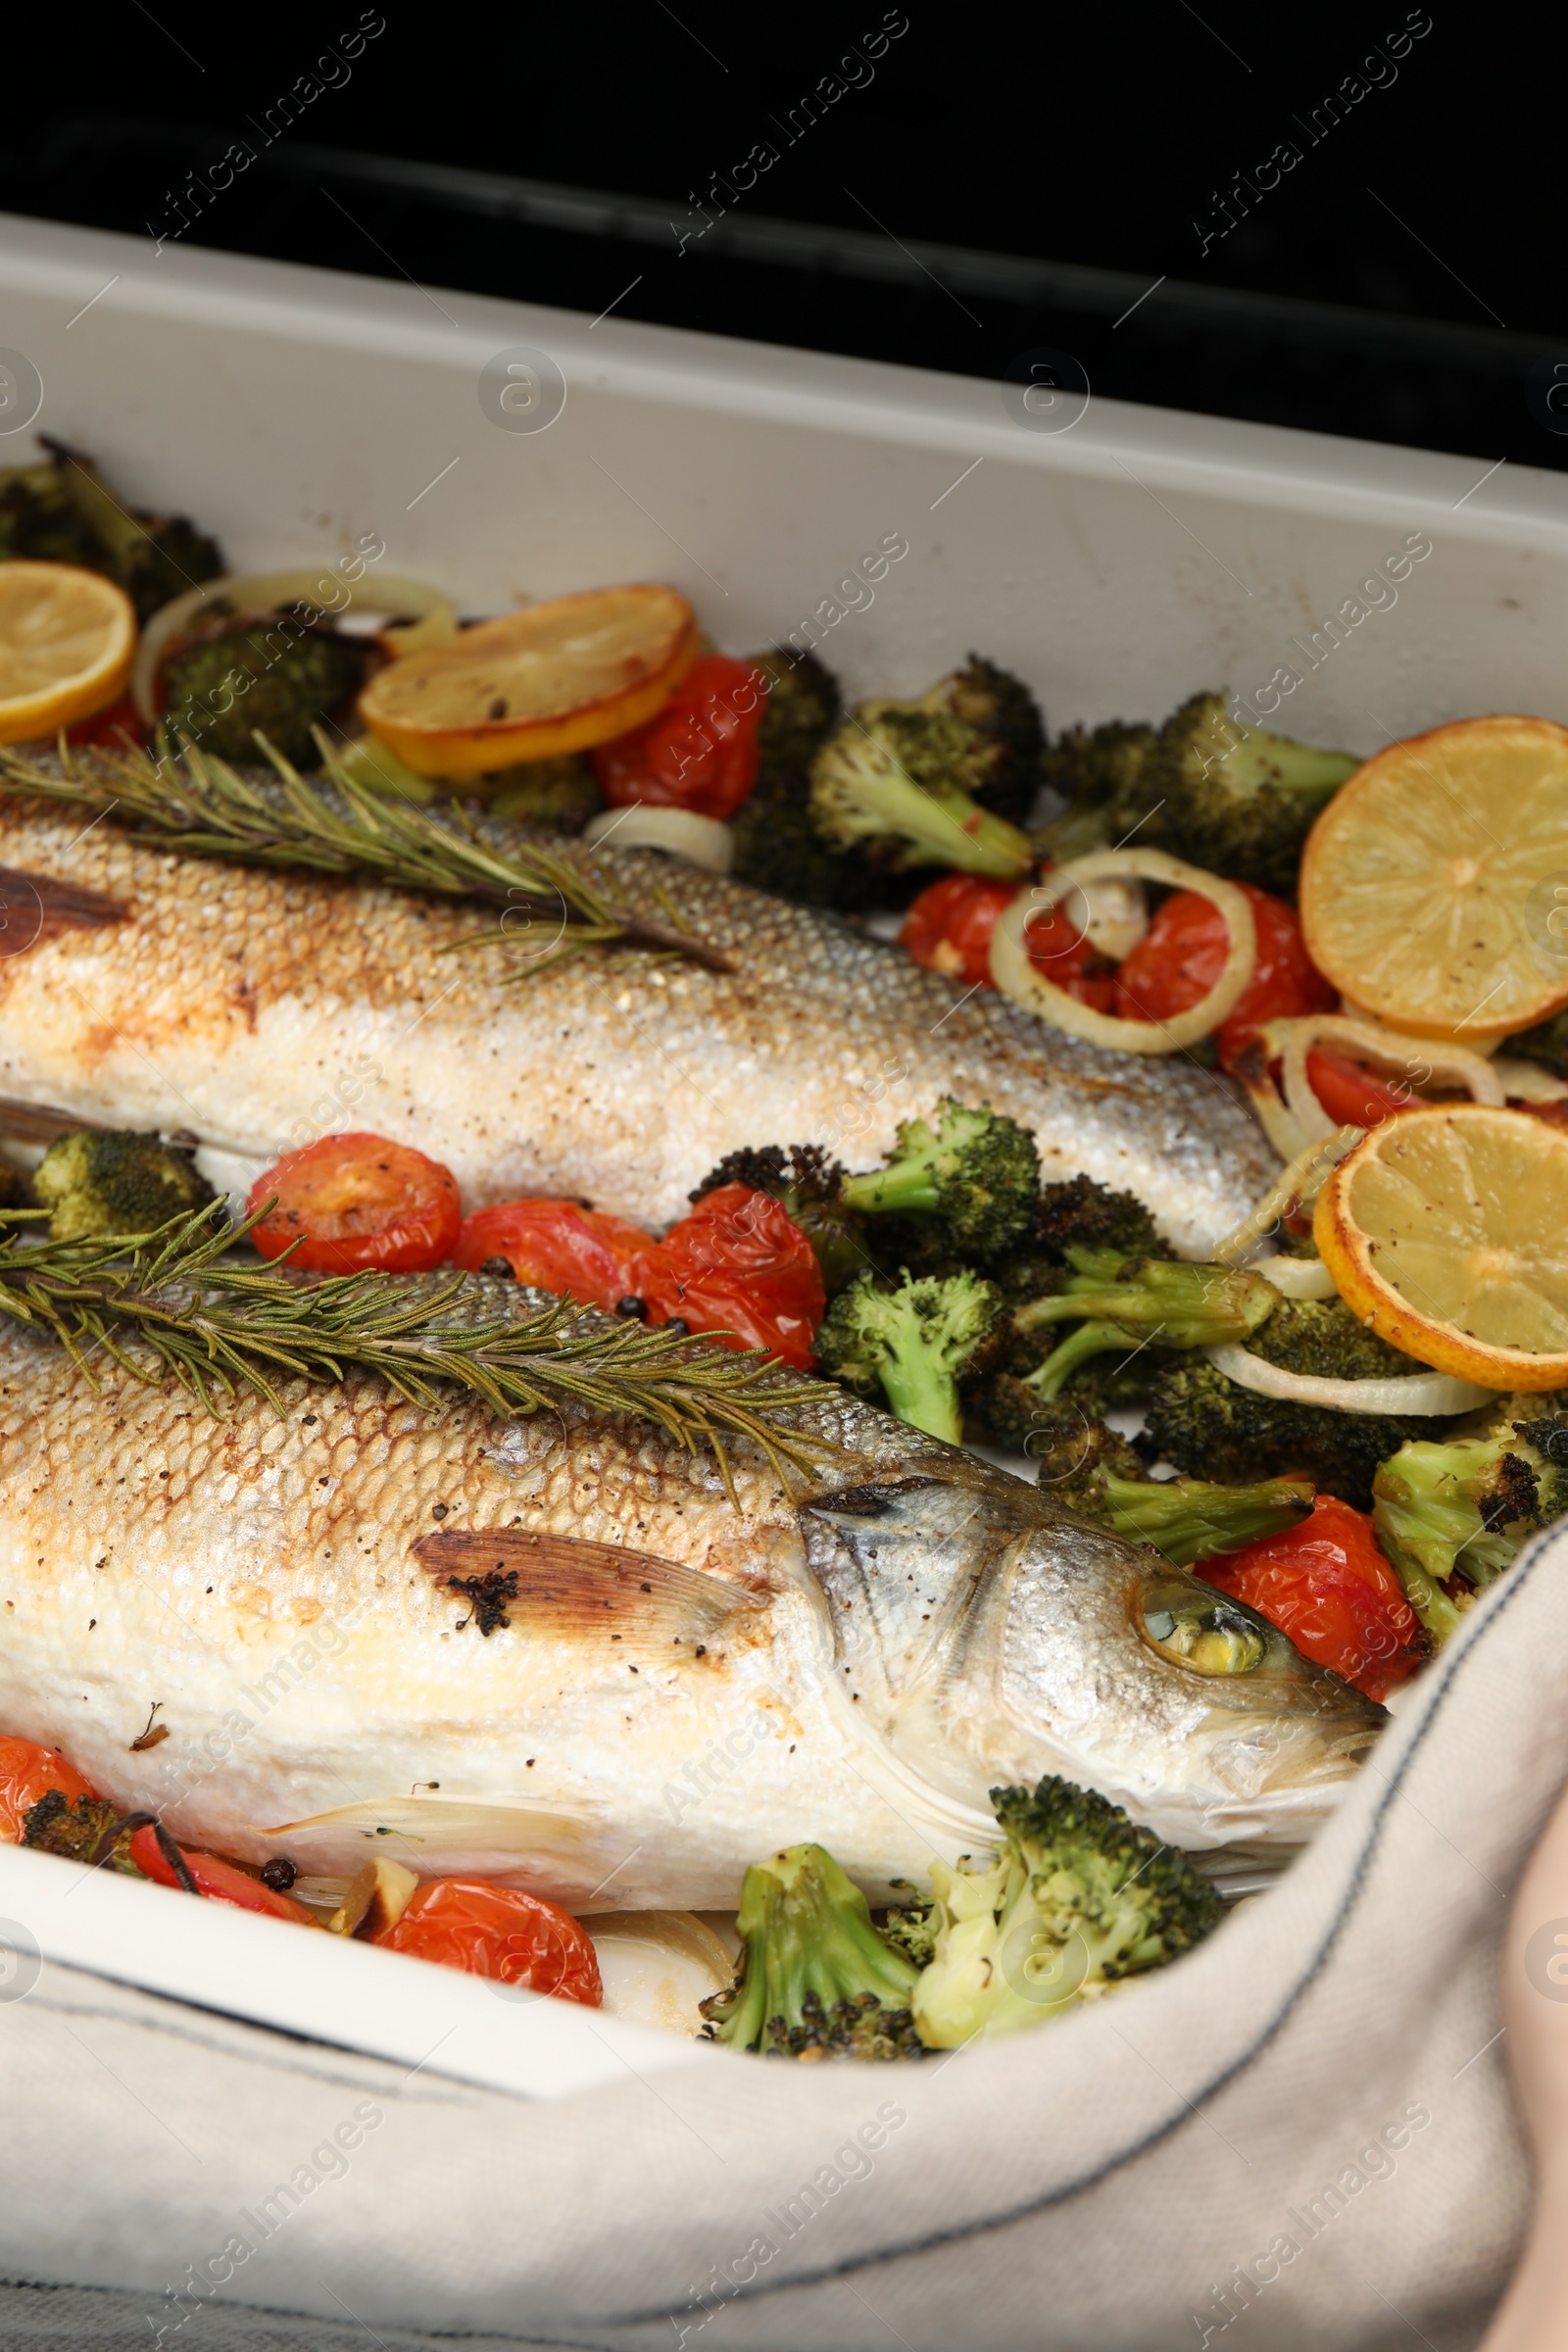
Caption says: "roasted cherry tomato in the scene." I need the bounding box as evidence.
[634,1183,827,1369]
[0,1736,95,1841]
[247,1133,463,1274]
[900,871,1118,1008]
[900,875,1019,987]
[64,693,145,751]
[591,654,767,819]
[1302,1046,1414,1130]
[1111,884,1336,1066]
[1195,1494,1421,1702]
[128,1829,315,1921]
[375,1877,603,2005]
[452,1198,650,1311]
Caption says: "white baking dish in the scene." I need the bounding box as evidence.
[0,209,1563,2097]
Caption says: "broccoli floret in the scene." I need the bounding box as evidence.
[958,1174,1171,1343]
[0,459,99,568]
[698,1842,922,2059]
[1011,1250,1278,1402]
[879,1886,938,1970]
[33,1129,215,1243]
[1021,1406,1315,1563]
[728,650,869,908]
[810,708,1035,879]
[1044,691,1358,895]
[1372,1415,1568,1645]
[689,1142,866,1297]
[840,1098,1041,1262]
[1140,1354,1446,1510]
[1034,1172,1168,1265]
[874,655,1045,828]
[966,1358,1150,1451]
[1246,1294,1420,1381]
[161,608,369,768]
[817,1267,1002,1443]
[1041,718,1158,809]
[23,1790,146,1874]
[39,436,223,622]
[911,1775,1222,2046]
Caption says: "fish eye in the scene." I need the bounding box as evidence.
[1142,1598,1266,1677]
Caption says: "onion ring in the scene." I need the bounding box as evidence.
[1269,1012,1506,1147]
[989,849,1256,1054]
[582,805,734,874]
[1205,1342,1494,1417]
[1254,1255,1341,1299]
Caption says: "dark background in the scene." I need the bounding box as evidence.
[4,2,1563,467]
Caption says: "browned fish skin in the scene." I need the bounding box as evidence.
[0,803,1274,1250]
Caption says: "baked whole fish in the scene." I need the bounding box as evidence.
[0,1281,1381,1906]
[0,805,1274,1252]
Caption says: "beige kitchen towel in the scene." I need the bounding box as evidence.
[5,1518,1564,2352]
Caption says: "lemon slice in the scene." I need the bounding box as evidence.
[0,561,137,744]
[1314,1104,1568,1390]
[1298,715,1568,1042]
[359,582,697,779]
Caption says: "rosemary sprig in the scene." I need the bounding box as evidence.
[0,1204,829,1497]
[0,729,733,977]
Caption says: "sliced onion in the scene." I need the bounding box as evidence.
[1254,1254,1341,1299]
[1206,1342,1495,1416]
[1493,1057,1568,1104]
[1270,1012,1506,1147]
[133,570,456,724]
[990,850,1256,1054]
[1211,1127,1365,1263]
[583,805,734,874]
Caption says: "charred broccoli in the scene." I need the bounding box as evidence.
[699,1842,922,2059]
[872,655,1046,828]
[34,1128,215,1243]
[1245,1294,1419,1383]
[1140,1353,1446,1510]
[1024,1407,1314,1563]
[840,1098,1040,1262]
[0,437,224,621]
[23,1789,146,1874]
[817,1267,1002,1443]
[1372,1411,1568,1644]
[911,1775,1222,2046]
[810,707,1035,879]
[1012,1249,1278,1402]
[1044,690,1358,895]
[161,607,370,767]
[1034,1173,1168,1265]
[689,1142,866,1297]
[728,650,867,908]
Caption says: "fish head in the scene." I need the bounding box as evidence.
[977,1510,1389,1849]
[802,1459,1386,1854]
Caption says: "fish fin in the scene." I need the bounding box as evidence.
[0,864,127,951]
[412,1526,762,1659]
[261,1796,597,1876]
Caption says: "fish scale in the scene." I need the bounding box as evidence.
[0,1277,1382,1907]
[0,804,1274,1250]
